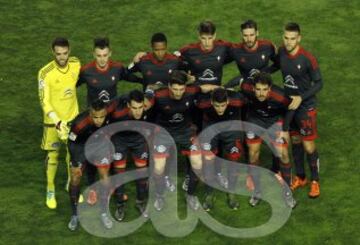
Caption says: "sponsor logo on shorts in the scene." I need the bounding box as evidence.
[141,152,148,159]
[156,145,167,153]
[113,153,123,160]
[230,147,239,153]
[190,145,199,151]
[202,143,212,151]
[246,131,255,139]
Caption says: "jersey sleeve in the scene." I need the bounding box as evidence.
[38,70,55,118]
[301,55,323,100]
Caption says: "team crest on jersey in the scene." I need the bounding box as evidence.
[240,57,246,63]
[147,70,152,76]
[297,64,301,70]
[168,69,173,74]
[92,78,98,84]
[195,59,201,64]
[261,54,266,60]
[112,76,115,81]
[186,101,189,107]
[217,56,221,61]
[39,80,45,89]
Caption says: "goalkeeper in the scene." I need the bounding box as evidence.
[38,37,81,209]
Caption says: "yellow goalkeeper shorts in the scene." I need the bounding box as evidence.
[41,124,62,150]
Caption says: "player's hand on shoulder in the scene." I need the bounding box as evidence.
[288,96,302,110]
[133,52,147,63]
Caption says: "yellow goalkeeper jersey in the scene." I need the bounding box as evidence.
[38,57,81,124]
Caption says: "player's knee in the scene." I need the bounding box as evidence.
[303,141,316,154]
[204,154,215,161]
[190,155,202,170]
[47,150,59,164]
[154,158,166,175]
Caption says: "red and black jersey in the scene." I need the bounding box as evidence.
[78,60,140,104]
[107,97,148,140]
[127,52,184,90]
[230,39,276,78]
[195,90,246,127]
[148,85,200,131]
[179,40,232,85]
[241,80,294,130]
[68,110,110,144]
[277,46,323,108]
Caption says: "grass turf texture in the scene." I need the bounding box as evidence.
[0,0,359,244]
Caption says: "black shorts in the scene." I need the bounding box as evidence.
[69,143,86,168]
[112,134,148,168]
[153,127,201,158]
[245,116,287,147]
[201,131,243,161]
[289,107,318,141]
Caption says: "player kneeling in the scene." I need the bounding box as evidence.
[67,100,113,231]
[196,88,246,211]
[105,90,149,221]
[242,72,296,208]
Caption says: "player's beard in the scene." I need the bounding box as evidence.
[246,37,257,49]
[56,58,68,67]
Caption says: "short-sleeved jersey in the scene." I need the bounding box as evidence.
[128,52,183,90]
[241,80,290,120]
[38,57,81,124]
[179,40,232,85]
[78,60,128,104]
[195,90,246,126]
[277,46,322,108]
[148,85,200,131]
[230,39,276,78]
[68,110,110,144]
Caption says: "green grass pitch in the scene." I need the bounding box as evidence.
[0,0,359,244]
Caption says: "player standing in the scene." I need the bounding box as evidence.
[38,37,80,209]
[128,33,185,93]
[77,37,140,204]
[277,23,323,198]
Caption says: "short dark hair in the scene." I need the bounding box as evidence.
[129,89,144,103]
[94,37,110,49]
[90,99,107,111]
[252,72,273,86]
[151,32,167,45]
[240,19,258,31]
[284,22,301,34]
[169,70,187,86]
[52,37,69,50]
[198,20,216,35]
[211,88,228,103]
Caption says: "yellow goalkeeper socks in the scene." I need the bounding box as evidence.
[46,150,59,192]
